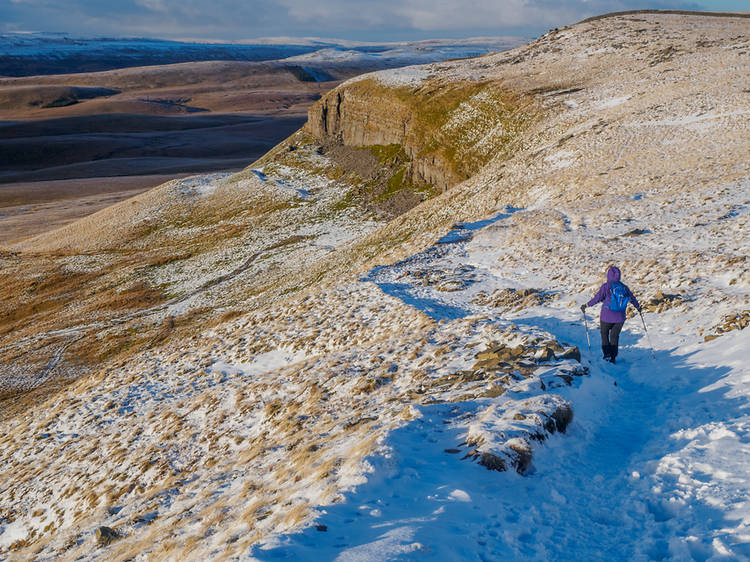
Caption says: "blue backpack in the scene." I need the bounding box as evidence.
[608,281,630,312]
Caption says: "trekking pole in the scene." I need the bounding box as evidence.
[582,308,592,355]
[639,310,656,359]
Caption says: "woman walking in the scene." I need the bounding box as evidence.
[581,266,642,364]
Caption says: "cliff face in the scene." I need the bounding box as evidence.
[305,77,536,193]
[306,82,454,191]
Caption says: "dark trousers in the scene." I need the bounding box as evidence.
[600,321,623,359]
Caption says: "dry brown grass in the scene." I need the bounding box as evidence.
[96,281,166,312]
[146,253,193,267]
[0,377,70,422]
[0,266,100,333]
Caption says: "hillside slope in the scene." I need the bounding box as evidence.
[1,11,749,560]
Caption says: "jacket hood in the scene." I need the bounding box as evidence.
[607,266,621,283]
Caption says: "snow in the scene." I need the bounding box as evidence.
[626,110,750,129]
[0,521,28,549]
[447,489,471,502]
[281,39,525,69]
[544,150,576,169]
[0,33,319,71]
[372,66,433,88]
[595,95,631,110]
[255,344,745,560]
[177,173,232,197]
[210,348,308,378]
[249,202,750,560]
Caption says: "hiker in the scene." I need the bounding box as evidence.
[581,265,641,363]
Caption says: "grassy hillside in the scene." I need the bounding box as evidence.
[1,11,748,559]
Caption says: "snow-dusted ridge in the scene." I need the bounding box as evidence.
[0,33,525,77]
[1,11,749,561]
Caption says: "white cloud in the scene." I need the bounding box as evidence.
[0,0,706,40]
[134,0,169,12]
[274,0,699,33]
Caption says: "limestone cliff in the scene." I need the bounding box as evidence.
[305,76,537,194]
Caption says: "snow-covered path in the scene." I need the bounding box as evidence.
[251,212,750,560]
[253,326,748,561]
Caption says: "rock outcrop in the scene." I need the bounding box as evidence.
[306,84,453,189]
[305,77,537,193]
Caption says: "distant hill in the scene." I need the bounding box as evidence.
[0,34,525,77]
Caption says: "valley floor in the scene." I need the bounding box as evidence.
[0,175,186,245]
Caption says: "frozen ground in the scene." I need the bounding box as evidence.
[251,209,750,561]
[253,332,749,560]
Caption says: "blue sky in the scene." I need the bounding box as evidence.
[1,0,746,41]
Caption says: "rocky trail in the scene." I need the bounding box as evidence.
[252,218,749,559]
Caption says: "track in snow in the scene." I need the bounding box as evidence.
[252,211,749,561]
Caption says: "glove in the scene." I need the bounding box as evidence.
[580,304,587,312]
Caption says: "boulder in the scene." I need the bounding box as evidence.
[558,346,581,362]
[551,403,574,433]
[472,358,514,372]
[534,346,555,362]
[541,340,565,353]
[507,440,533,473]
[477,452,507,472]
[95,526,119,546]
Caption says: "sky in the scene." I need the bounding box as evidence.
[1,0,747,42]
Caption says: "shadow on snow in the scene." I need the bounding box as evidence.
[252,313,745,560]
[363,208,522,322]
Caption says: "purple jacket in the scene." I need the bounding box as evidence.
[587,266,641,323]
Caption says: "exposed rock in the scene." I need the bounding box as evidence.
[483,343,527,360]
[479,384,507,399]
[401,264,477,292]
[306,85,455,192]
[306,78,536,195]
[465,395,574,474]
[474,359,515,371]
[95,526,119,546]
[507,440,534,473]
[558,346,581,362]
[473,288,554,312]
[550,403,574,433]
[477,452,507,472]
[535,347,556,363]
[621,228,649,237]
[541,340,565,353]
[704,310,749,341]
[539,373,574,389]
[642,291,687,313]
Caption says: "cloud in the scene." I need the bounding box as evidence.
[134,0,169,12]
[0,0,707,40]
[277,0,703,31]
